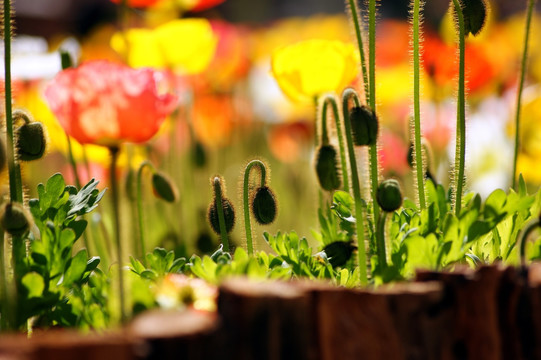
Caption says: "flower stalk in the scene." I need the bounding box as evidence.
[342,88,368,286]
[243,160,269,255]
[346,0,369,100]
[321,94,350,192]
[411,0,427,210]
[512,0,537,190]
[451,0,466,215]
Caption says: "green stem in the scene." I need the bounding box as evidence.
[4,0,21,204]
[243,160,266,256]
[412,0,426,210]
[376,212,388,269]
[0,229,11,331]
[342,88,368,286]
[367,0,380,233]
[512,0,537,190]
[136,160,155,262]
[109,146,126,323]
[452,0,466,216]
[346,0,370,102]
[213,177,230,252]
[321,95,350,192]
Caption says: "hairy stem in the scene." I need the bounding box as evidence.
[347,0,370,102]
[110,146,126,323]
[368,0,380,233]
[342,88,368,286]
[376,212,388,269]
[136,160,155,262]
[213,177,230,252]
[412,0,426,209]
[512,0,537,189]
[321,95,350,192]
[243,160,266,256]
[452,0,466,215]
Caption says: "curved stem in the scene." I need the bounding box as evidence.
[213,177,230,252]
[136,160,155,262]
[376,212,388,269]
[321,95,350,192]
[347,0,369,102]
[412,0,426,210]
[512,0,537,190]
[342,88,367,286]
[110,146,126,324]
[243,160,267,256]
[452,0,466,216]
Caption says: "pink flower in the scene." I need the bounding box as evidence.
[45,60,177,147]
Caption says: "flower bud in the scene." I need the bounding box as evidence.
[454,0,488,37]
[251,186,277,225]
[376,179,403,212]
[323,241,356,267]
[16,121,47,161]
[0,202,32,237]
[349,106,378,146]
[315,145,341,191]
[208,198,235,235]
[152,171,178,203]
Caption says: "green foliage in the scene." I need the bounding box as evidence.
[19,173,106,329]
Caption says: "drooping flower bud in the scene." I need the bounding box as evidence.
[323,241,356,267]
[192,140,207,168]
[376,179,403,212]
[0,202,32,237]
[208,198,235,235]
[151,171,178,203]
[453,0,488,37]
[16,121,47,161]
[315,145,341,191]
[251,186,277,225]
[349,105,378,146]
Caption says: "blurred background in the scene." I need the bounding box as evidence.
[3,0,541,262]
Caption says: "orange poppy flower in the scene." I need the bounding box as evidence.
[44,60,177,147]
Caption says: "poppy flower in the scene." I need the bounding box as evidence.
[271,39,359,103]
[192,94,234,148]
[44,60,177,147]
[111,18,218,75]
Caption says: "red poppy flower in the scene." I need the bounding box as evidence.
[190,0,226,12]
[44,60,177,147]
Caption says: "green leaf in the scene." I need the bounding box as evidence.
[22,272,45,298]
[67,179,106,218]
[66,220,88,241]
[85,256,100,273]
[140,270,158,281]
[46,173,66,206]
[63,249,89,286]
[332,191,355,223]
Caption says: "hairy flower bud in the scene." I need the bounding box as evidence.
[152,171,178,203]
[349,106,378,146]
[0,202,32,237]
[251,186,277,225]
[454,0,488,37]
[315,145,341,191]
[16,121,47,161]
[208,198,235,235]
[376,179,403,212]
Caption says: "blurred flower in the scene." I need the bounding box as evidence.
[271,39,359,103]
[376,20,410,67]
[44,60,177,147]
[154,274,217,312]
[267,121,313,163]
[111,19,218,75]
[192,94,234,148]
[251,15,351,62]
[178,0,225,12]
[378,131,409,177]
[110,0,160,7]
[203,20,251,92]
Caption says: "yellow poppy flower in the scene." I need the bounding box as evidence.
[111,18,218,75]
[271,39,359,103]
